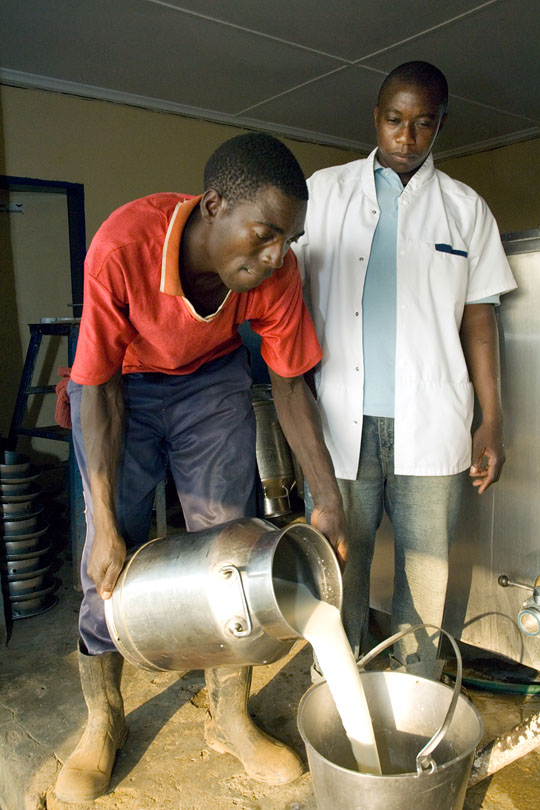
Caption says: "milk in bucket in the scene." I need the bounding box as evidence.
[274,579,381,775]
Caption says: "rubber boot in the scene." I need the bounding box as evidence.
[204,665,303,784]
[55,642,128,803]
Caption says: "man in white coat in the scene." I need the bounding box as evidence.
[294,61,517,675]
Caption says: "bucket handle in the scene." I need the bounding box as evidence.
[220,564,253,638]
[358,623,462,776]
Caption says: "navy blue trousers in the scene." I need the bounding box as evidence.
[68,348,257,654]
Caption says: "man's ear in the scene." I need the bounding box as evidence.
[438,112,448,134]
[200,189,225,224]
[373,104,380,129]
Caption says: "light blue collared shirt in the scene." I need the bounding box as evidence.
[362,162,402,417]
[362,161,499,418]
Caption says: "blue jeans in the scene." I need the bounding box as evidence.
[68,348,257,655]
[305,416,466,669]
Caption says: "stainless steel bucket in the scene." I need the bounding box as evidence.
[298,626,483,810]
[105,517,342,671]
[252,385,295,517]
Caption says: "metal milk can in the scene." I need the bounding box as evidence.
[104,517,342,671]
[252,384,295,517]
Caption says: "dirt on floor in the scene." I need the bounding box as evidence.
[2,549,540,810]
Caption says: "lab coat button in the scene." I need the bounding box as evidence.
[355,366,360,372]
[371,209,377,215]
[355,311,359,316]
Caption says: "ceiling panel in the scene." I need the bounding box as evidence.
[239,64,533,156]
[362,0,540,121]
[238,67,383,147]
[1,0,539,156]
[432,96,537,154]
[1,0,340,112]
[159,0,486,61]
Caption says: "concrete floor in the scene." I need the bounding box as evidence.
[2,518,540,810]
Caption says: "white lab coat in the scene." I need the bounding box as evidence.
[294,149,517,479]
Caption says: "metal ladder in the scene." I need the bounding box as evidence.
[7,319,85,588]
[8,320,169,589]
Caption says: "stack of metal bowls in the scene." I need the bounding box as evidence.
[252,384,296,518]
[1,450,57,619]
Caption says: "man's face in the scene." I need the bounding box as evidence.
[374,81,447,184]
[207,185,306,294]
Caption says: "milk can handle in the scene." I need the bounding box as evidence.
[358,623,462,776]
[220,564,253,638]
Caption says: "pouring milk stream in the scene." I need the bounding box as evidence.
[274,579,382,775]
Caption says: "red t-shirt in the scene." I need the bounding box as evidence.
[71,193,322,385]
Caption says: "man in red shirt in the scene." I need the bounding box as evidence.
[56,133,347,803]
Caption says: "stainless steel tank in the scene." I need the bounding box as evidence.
[369,228,540,668]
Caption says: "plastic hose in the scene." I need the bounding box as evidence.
[445,671,540,695]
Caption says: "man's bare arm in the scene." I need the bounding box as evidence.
[80,370,126,597]
[268,368,348,565]
[460,303,505,494]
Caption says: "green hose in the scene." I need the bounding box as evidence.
[445,671,540,695]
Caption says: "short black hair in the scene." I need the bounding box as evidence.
[203,132,308,206]
[378,61,449,112]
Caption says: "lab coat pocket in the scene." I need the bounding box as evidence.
[418,240,469,302]
[394,379,474,475]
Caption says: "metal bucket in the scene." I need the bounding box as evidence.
[105,516,342,671]
[298,626,483,810]
[252,385,295,517]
